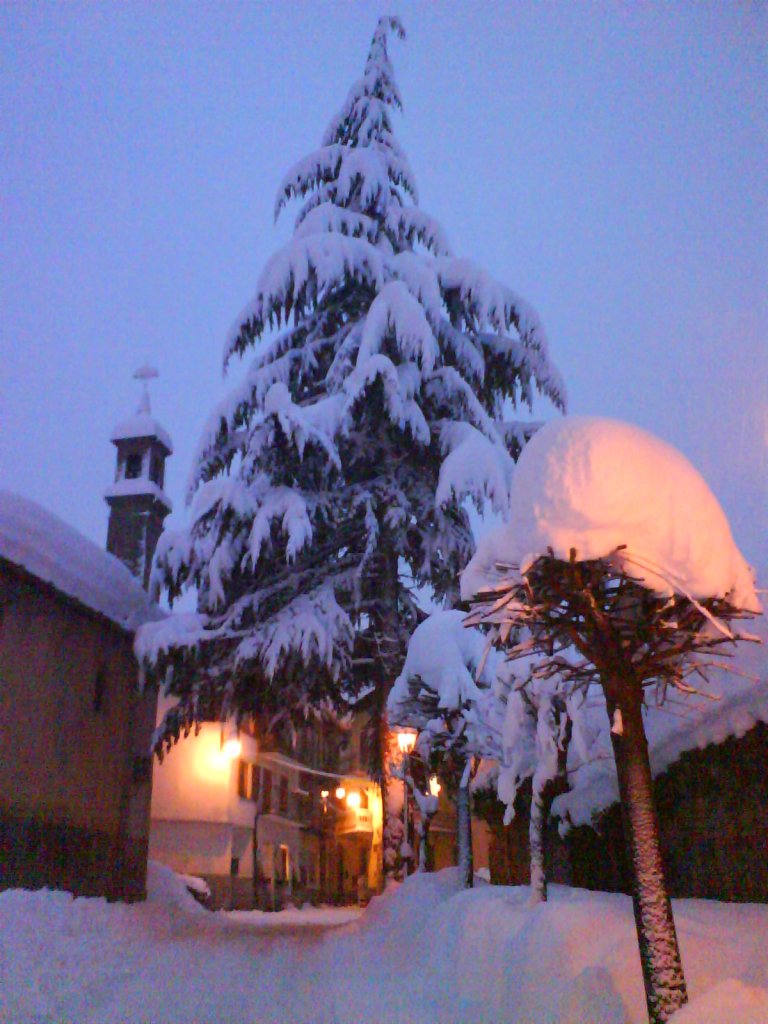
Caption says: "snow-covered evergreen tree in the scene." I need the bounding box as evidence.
[137,18,564,791]
[388,610,497,886]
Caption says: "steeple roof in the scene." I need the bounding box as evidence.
[110,364,174,454]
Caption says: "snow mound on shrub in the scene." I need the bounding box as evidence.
[462,416,759,612]
[146,860,209,914]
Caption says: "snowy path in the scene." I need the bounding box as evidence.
[2,864,767,1024]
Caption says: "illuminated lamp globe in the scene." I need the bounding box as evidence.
[335,786,346,800]
[221,737,242,760]
[429,775,441,797]
[346,790,361,809]
[396,728,417,754]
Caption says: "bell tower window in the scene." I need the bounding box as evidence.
[125,453,142,480]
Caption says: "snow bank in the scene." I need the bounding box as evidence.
[462,416,759,612]
[0,489,164,631]
[2,867,767,1023]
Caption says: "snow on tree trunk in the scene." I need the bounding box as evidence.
[456,766,473,889]
[607,688,688,1024]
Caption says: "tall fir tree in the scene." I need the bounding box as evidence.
[139,18,564,796]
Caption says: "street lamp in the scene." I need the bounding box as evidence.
[396,729,417,874]
[396,728,417,756]
[429,775,441,797]
[220,722,242,760]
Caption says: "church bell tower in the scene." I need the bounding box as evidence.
[106,365,173,591]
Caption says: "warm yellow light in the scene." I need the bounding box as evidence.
[320,789,330,800]
[396,728,417,754]
[335,786,346,800]
[429,775,441,797]
[346,790,361,809]
[221,737,242,760]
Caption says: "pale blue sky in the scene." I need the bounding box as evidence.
[2,2,766,571]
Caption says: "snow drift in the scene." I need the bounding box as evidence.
[2,866,767,1024]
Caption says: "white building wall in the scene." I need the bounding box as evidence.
[149,697,258,892]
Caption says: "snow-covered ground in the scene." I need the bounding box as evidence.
[1,863,767,1024]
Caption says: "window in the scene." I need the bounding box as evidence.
[277,845,289,882]
[125,452,142,480]
[93,668,107,714]
[237,760,250,799]
[278,776,289,815]
[261,770,272,812]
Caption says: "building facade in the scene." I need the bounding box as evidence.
[149,703,384,909]
[0,491,160,901]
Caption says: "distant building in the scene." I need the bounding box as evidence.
[149,704,384,910]
[0,490,161,901]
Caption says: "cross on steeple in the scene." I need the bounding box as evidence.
[133,363,159,415]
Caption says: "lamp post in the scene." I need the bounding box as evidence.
[396,728,417,875]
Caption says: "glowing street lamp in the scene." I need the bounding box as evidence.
[396,728,417,755]
[335,786,346,800]
[346,790,361,809]
[220,722,242,760]
[429,775,441,798]
[396,728,418,874]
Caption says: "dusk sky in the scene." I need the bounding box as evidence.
[2,1,766,575]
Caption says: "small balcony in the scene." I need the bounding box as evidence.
[336,806,374,835]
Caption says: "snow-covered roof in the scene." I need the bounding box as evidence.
[462,416,759,613]
[555,612,768,827]
[104,478,173,512]
[0,489,165,632]
[110,413,174,454]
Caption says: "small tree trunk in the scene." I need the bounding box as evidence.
[417,809,436,872]
[528,784,548,903]
[606,687,687,1023]
[418,816,429,872]
[369,531,403,883]
[456,771,473,889]
[529,705,572,904]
